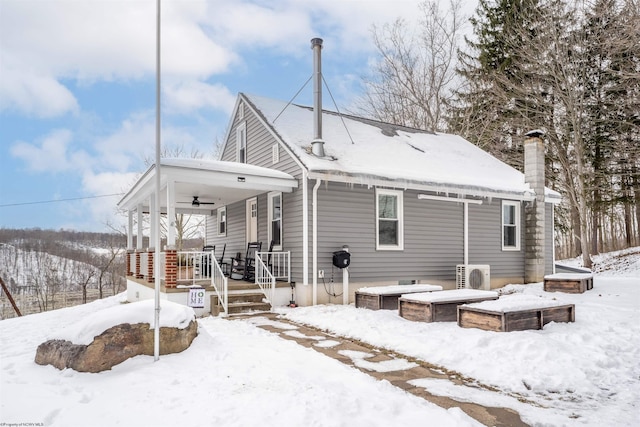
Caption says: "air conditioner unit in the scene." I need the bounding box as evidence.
[456,265,491,290]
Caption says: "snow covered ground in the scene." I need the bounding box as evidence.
[1,249,638,426]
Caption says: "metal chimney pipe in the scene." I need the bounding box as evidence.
[310,37,325,157]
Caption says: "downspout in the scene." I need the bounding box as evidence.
[552,205,556,274]
[464,202,469,265]
[312,178,321,305]
[302,170,309,287]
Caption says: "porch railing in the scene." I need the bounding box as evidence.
[255,251,290,306]
[257,251,291,282]
[176,250,228,315]
[255,256,275,305]
[210,256,228,315]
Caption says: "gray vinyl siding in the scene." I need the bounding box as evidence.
[313,183,464,283]
[545,203,554,275]
[221,98,301,177]
[468,200,525,278]
[209,98,306,278]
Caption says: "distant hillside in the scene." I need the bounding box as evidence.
[0,228,128,319]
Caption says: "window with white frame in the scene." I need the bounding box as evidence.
[376,188,404,250]
[236,122,247,163]
[238,102,244,119]
[217,207,227,236]
[502,200,520,250]
[268,192,282,250]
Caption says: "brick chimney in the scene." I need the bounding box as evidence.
[524,130,546,283]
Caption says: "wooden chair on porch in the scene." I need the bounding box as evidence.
[231,242,262,281]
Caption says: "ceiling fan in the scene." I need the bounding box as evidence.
[190,196,215,207]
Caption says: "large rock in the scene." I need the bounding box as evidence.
[35,321,197,373]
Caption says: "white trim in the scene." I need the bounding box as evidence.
[217,206,227,237]
[236,122,247,163]
[246,198,257,244]
[268,191,283,250]
[418,194,483,205]
[375,188,404,251]
[501,200,521,251]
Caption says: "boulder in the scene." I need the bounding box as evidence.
[35,321,197,373]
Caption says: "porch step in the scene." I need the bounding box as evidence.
[227,301,272,315]
[210,292,272,316]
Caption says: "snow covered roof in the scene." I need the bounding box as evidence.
[244,93,561,202]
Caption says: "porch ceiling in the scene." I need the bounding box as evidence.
[117,159,298,213]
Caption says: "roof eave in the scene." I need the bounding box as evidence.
[307,170,536,201]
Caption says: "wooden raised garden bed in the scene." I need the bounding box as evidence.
[399,289,499,322]
[457,295,575,332]
[355,284,443,310]
[544,273,593,294]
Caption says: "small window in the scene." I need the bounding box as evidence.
[376,188,403,250]
[238,102,244,119]
[502,200,520,250]
[272,144,280,164]
[268,192,282,250]
[217,207,227,236]
[236,122,247,163]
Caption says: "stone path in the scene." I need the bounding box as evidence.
[235,312,529,427]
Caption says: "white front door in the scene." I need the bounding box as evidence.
[246,198,258,243]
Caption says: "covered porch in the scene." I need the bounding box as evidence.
[117,159,298,315]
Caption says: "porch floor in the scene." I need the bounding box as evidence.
[126,275,292,294]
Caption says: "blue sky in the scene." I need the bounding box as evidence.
[0,0,475,232]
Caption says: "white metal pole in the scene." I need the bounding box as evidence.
[153,0,161,362]
[342,246,349,306]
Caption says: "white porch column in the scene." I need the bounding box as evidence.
[149,193,157,249]
[136,203,144,250]
[166,179,176,248]
[127,210,133,249]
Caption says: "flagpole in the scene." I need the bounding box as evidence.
[153,0,161,362]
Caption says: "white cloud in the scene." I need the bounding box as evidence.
[80,170,139,229]
[0,56,79,118]
[163,80,236,115]
[0,0,237,116]
[10,129,74,173]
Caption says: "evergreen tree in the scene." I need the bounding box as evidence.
[450,0,546,170]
